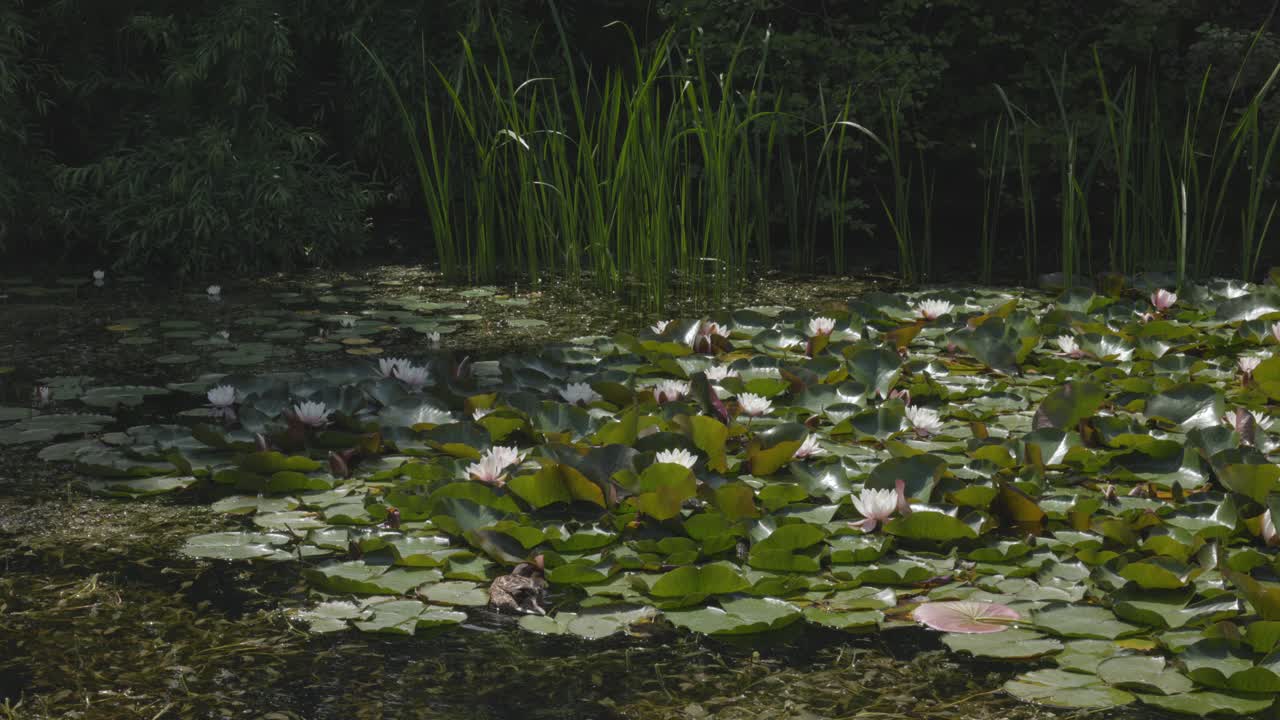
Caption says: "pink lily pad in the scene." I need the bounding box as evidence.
[913,600,1020,634]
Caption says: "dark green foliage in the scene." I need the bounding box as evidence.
[0,0,1276,283]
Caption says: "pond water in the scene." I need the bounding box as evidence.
[0,265,1265,719]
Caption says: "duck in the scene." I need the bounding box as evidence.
[488,561,548,615]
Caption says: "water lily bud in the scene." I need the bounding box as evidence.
[255,433,271,452]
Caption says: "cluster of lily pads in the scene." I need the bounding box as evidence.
[23,279,1280,716]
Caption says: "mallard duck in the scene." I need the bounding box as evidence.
[488,562,548,615]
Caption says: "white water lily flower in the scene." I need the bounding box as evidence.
[206,384,237,407]
[851,487,899,532]
[427,331,442,347]
[1271,322,1280,344]
[1054,335,1084,358]
[915,299,954,320]
[560,382,601,406]
[207,284,221,298]
[378,357,409,379]
[218,330,230,340]
[292,400,331,428]
[339,317,357,328]
[467,445,526,485]
[808,316,837,337]
[651,320,672,334]
[655,448,698,468]
[395,364,431,390]
[1264,510,1279,546]
[793,434,827,459]
[472,408,492,421]
[92,269,105,281]
[905,405,943,436]
[1239,356,1264,376]
[653,379,690,403]
[32,385,52,408]
[738,393,773,417]
[1150,289,1177,310]
[704,365,739,382]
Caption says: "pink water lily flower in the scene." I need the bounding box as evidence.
[808,317,837,337]
[1150,289,1177,311]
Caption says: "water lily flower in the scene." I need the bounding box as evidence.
[1271,322,1280,344]
[207,384,238,408]
[292,400,331,428]
[560,382,601,406]
[339,317,357,328]
[427,331,441,348]
[378,357,409,379]
[207,284,221,299]
[1263,510,1279,546]
[915,299,954,320]
[395,364,431,390]
[1054,335,1085,359]
[793,434,827,459]
[473,408,492,421]
[31,384,52,408]
[1225,407,1273,439]
[218,330,230,341]
[737,393,773,417]
[850,478,911,532]
[904,405,943,437]
[1239,356,1263,377]
[808,316,837,337]
[653,379,690,403]
[655,448,698,468]
[1150,289,1177,311]
[467,445,526,486]
[704,365,738,382]
[651,320,672,334]
[92,269,105,281]
[692,320,726,353]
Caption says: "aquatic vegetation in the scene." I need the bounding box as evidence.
[21,280,1280,715]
